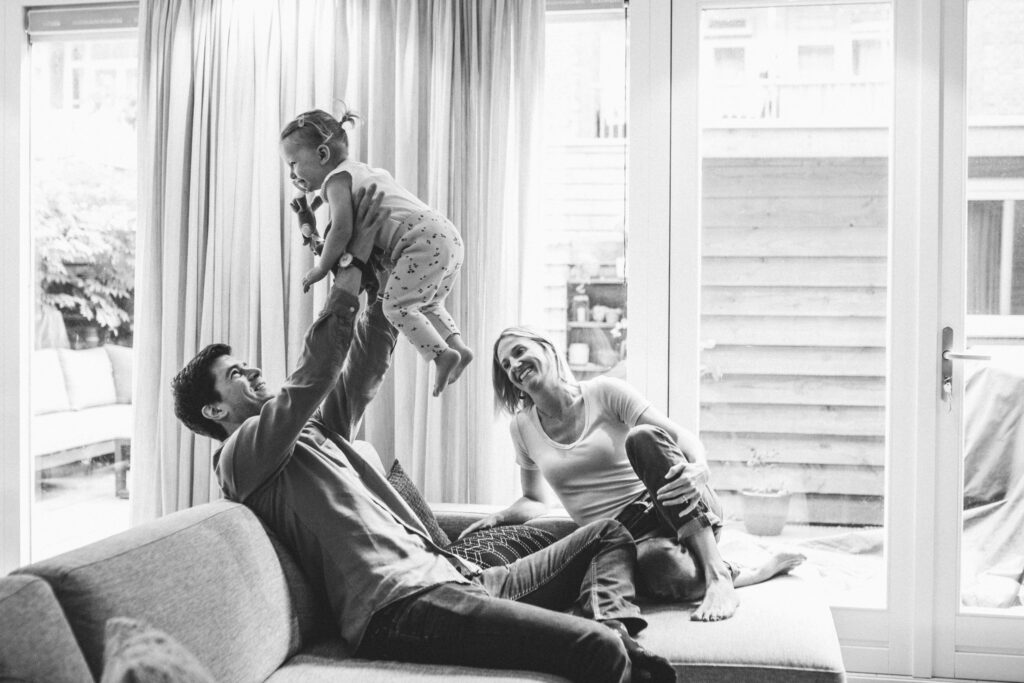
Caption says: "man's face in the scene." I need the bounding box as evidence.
[207,355,272,425]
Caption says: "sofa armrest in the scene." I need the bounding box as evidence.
[431,503,579,542]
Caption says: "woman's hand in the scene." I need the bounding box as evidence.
[458,513,503,539]
[656,460,711,509]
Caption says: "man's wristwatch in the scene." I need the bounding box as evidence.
[338,252,375,288]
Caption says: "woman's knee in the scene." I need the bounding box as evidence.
[624,424,674,469]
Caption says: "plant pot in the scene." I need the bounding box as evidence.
[740,489,791,536]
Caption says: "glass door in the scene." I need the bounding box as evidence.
[937,0,1024,679]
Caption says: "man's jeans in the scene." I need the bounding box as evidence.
[356,519,645,683]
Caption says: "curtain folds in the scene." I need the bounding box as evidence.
[133,0,543,522]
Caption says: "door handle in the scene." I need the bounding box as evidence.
[940,327,992,404]
[941,350,993,361]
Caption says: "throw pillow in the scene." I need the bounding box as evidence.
[445,525,557,568]
[58,347,117,410]
[386,460,451,547]
[100,617,216,683]
[104,344,134,404]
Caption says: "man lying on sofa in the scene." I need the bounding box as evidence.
[170,185,675,683]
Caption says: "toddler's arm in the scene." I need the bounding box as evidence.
[302,172,355,292]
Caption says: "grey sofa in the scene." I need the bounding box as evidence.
[2,500,846,682]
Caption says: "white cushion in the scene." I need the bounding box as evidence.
[31,405,132,456]
[58,347,117,410]
[104,345,133,404]
[32,349,71,415]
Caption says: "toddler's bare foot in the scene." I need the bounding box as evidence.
[444,334,474,385]
[432,348,462,396]
[691,571,739,622]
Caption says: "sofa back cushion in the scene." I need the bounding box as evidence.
[0,574,93,683]
[32,348,72,415]
[16,501,327,683]
[104,344,133,404]
[58,347,117,409]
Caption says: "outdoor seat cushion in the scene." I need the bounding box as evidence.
[31,403,132,456]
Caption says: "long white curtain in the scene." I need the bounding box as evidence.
[133,0,543,521]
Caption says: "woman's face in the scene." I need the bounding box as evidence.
[495,335,555,394]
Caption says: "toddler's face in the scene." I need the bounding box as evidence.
[280,136,328,193]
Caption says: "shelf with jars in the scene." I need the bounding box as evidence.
[566,277,626,379]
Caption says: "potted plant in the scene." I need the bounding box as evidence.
[740,447,791,536]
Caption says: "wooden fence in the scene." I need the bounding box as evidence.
[700,157,888,526]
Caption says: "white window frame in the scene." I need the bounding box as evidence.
[0,0,136,573]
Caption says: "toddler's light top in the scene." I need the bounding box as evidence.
[318,158,434,254]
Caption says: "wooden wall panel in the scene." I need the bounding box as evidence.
[699,157,889,526]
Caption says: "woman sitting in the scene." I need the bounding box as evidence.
[466,327,804,621]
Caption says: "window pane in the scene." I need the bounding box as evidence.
[527,10,627,381]
[699,3,892,609]
[960,0,1024,615]
[30,37,137,561]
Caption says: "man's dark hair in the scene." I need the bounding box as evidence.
[171,343,232,441]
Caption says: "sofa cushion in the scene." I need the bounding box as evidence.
[637,575,845,682]
[0,574,93,683]
[31,404,133,457]
[101,617,217,683]
[387,460,452,547]
[268,646,567,682]
[58,347,118,410]
[32,348,71,415]
[104,344,134,404]
[446,525,558,568]
[16,501,316,683]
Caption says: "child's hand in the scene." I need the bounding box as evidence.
[290,194,323,241]
[302,264,329,293]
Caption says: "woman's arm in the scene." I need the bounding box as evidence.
[458,468,551,538]
[303,173,355,292]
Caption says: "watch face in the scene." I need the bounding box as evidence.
[339,253,353,268]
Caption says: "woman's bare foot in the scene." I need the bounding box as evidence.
[433,348,462,396]
[445,333,474,385]
[733,549,806,588]
[691,570,739,622]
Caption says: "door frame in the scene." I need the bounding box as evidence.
[641,0,950,676]
[936,0,1024,679]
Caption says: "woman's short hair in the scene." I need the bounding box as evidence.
[491,326,575,415]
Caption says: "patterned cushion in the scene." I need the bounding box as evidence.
[101,617,216,683]
[386,461,451,547]
[445,525,557,568]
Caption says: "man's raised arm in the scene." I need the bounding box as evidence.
[317,187,398,439]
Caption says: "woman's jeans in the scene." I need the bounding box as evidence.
[621,424,732,601]
[356,519,645,683]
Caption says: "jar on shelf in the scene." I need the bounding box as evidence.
[571,291,590,322]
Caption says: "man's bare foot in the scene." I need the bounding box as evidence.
[691,572,739,622]
[432,348,462,396]
[445,334,474,385]
[734,549,806,588]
